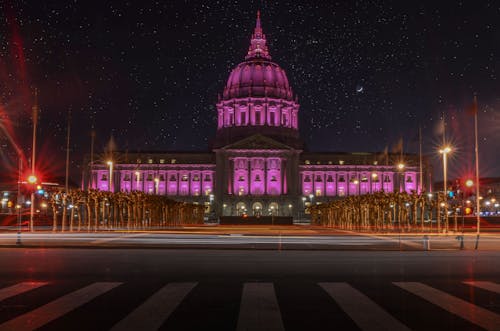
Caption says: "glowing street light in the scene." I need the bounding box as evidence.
[439,145,452,232]
[135,171,140,190]
[106,161,113,192]
[154,177,159,194]
[465,179,474,188]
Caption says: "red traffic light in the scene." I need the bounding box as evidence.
[27,175,38,184]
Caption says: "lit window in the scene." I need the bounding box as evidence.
[238,176,245,181]
[193,175,200,181]
[181,175,188,181]
[148,159,153,164]
[339,160,344,165]
[171,159,176,164]
[305,160,310,165]
[169,175,177,181]
[159,159,165,164]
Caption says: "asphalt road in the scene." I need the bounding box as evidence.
[0,248,499,330]
[1,231,499,251]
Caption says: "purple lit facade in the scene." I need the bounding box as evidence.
[87,13,428,217]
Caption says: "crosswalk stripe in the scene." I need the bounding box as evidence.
[110,282,197,331]
[237,283,284,331]
[394,282,500,331]
[0,282,47,301]
[463,281,500,294]
[0,282,121,331]
[319,282,410,331]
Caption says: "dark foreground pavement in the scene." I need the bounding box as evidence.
[0,248,499,330]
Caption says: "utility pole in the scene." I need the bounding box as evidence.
[473,95,481,249]
[65,109,71,192]
[30,88,39,232]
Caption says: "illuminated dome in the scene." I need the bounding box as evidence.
[214,11,301,148]
[223,61,294,100]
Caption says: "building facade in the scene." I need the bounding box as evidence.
[87,13,428,218]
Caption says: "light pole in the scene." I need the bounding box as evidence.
[439,146,452,232]
[107,161,113,192]
[135,171,140,191]
[154,177,159,194]
[397,163,405,193]
[30,88,39,232]
[301,196,306,220]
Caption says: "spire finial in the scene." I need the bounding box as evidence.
[245,10,271,60]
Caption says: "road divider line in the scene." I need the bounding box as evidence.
[0,282,122,331]
[463,281,500,294]
[319,282,410,331]
[0,282,48,301]
[237,283,284,331]
[394,282,500,331]
[110,282,197,331]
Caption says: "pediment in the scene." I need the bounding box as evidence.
[221,134,294,150]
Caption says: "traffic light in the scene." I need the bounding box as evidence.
[27,175,37,184]
[464,207,473,215]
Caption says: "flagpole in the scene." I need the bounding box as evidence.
[474,95,480,249]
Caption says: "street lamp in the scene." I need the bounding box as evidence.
[135,171,140,191]
[439,146,452,232]
[154,177,159,194]
[397,163,405,193]
[107,161,113,192]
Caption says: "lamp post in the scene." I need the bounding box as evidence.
[439,146,452,232]
[107,161,113,192]
[154,177,159,194]
[397,163,405,193]
[30,88,39,232]
[301,196,306,220]
[135,171,140,191]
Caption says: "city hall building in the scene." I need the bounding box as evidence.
[87,13,428,218]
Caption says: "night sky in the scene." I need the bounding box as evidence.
[0,0,499,182]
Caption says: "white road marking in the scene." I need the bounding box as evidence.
[237,283,284,331]
[0,282,47,301]
[319,282,410,331]
[110,282,197,331]
[394,282,500,331]
[463,281,500,294]
[0,282,121,331]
